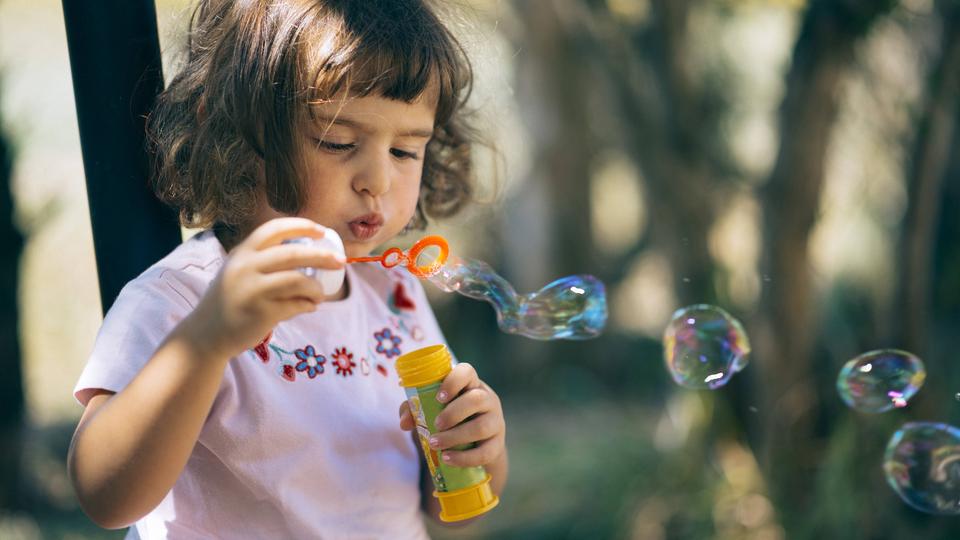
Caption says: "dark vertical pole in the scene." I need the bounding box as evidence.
[62,0,181,313]
[0,81,25,510]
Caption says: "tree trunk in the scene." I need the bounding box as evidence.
[756,0,894,530]
[894,2,960,356]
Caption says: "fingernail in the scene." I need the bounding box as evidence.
[429,437,440,448]
[442,453,452,463]
[335,253,347,263]
[434,418,444,430]
[437,391,448,403]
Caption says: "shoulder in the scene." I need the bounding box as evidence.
[112,230,225,312]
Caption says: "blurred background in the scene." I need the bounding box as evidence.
[1,0,959,538]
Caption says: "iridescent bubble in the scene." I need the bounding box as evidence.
[884,422,960,515]
[836,349,925,413]
[426,255,607,340]
[662,304,751,389]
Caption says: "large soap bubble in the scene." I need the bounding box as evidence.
[428,256,607,340]
[662,304,751,389]
[836,349,925,413]
[884,422,960,515]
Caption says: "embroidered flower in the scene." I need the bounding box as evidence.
[332,347,356,376]
[389,282,416,313]
[294,345,326,378]
[279,363,297,382]
[252,331,273,363]
[374,328,403,359]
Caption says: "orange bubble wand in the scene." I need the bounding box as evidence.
[346,235,450,279]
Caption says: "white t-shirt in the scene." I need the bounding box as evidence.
[74,230,448,539]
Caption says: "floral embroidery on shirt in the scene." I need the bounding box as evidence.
[294,345,326,378]
[388,282,417,313]
[360,356,371,376]
[373,328,403,359]
[387,316,425,343]
[332,347,356,376]
[376,364,389,377]
[252,331,273,363]
[278,363,297,382]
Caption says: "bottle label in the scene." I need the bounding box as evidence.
[405,383,488,492]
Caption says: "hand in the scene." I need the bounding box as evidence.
[184,217,346,360]
[399,363,506,468]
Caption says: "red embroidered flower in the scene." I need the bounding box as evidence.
[332,347,356,376]
[392,282,416,311]
[253,331,273,363]
[279,364,296,382]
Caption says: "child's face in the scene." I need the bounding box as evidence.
[254,94,436,258]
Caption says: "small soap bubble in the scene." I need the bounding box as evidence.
[836,349,925,413]
[884,422,960,515]
[662,304,751,389]
[956,393,960,402]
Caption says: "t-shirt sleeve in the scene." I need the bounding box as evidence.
[73,270,196,406]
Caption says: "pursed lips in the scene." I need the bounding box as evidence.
[347,212,384,241]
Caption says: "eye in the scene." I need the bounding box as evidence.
[390,148,420,160]
[314,139,356,153]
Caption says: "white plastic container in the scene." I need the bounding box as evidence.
[283,227,346,295]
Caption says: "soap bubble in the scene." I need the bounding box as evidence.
[427,256,607,340]
[662,304,751,389]
[884,422,960,515]
[836,349,925,413]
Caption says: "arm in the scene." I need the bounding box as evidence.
[68,218,344,529]
[400,362,509,523]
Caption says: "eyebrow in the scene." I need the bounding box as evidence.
[312,114,434,139]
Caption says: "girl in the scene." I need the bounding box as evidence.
[68,1,508,537]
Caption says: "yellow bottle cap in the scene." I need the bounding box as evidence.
[396,344,452,388]
[435,474,499,522]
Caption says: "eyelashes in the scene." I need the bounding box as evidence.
[312,139,420,161]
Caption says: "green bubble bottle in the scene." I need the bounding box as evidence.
[396,344,499,522]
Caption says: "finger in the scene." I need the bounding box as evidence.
[241,217,326,251]
[430,411,502,450]
[258,271,326,304]
[271,296,322,322]
[436,362,480,404]
[398,402,415,431]
[439,435,505,468]
[252,244,346,273]
[434,387,492,431]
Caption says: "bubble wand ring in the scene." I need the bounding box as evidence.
[346,235,450,279]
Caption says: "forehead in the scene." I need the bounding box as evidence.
[307,93,438,136]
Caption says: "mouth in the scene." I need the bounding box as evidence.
[347,213,384,241]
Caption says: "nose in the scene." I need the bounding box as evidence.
[352,152,391,198]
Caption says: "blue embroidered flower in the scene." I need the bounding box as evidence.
[374,328,403,359]
[294,345,326,378]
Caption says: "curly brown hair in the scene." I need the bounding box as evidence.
[148,0,480,244]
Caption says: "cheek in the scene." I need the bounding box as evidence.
[402,174,424,214]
